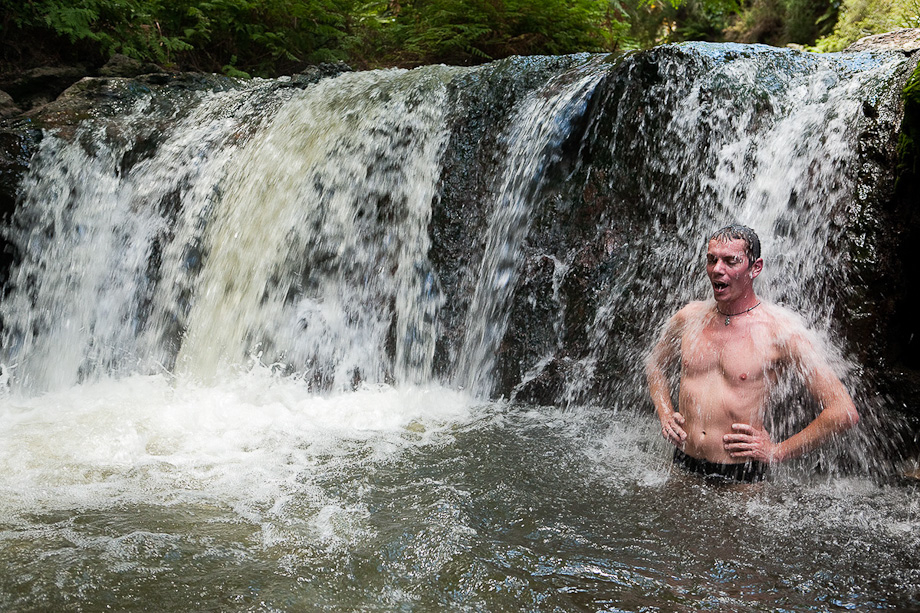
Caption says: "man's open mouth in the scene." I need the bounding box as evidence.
[713,282,728,290]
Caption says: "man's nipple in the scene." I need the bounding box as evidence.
[740,373,748,381]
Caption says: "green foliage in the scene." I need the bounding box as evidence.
[0,0,912,75]
[811,0,916,51]
[673,0,742,41]
[160,0,354,72]
[1,0,355,75]
[0,0,634,73]
[31,0,192,64]
[356,0,625,66]
[783,0,837,43]
[623,0,741,48]
[724,0,837,45]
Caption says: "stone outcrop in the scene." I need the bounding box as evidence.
[846,28,920,53]
[0,90,21,119]
[0,64,95,114]
[98,54,162,78]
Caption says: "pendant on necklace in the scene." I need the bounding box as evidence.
[717,302,761,326]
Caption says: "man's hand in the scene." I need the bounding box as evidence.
[723,423,776,463]
[660,411,687,446]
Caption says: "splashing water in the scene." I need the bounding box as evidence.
[173,67,459,386]
[456,62,607,396]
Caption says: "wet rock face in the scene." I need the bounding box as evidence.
[98,54,162,78]
[428,54,596,383]
[0,128,39,293]
[499,52,676,405]
[868,56,920,413]
[492,43,920,417]
[0,90,21,119]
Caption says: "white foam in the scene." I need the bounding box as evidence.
[0,368,476,523]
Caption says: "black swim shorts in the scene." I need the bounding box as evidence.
[673,448,767,483]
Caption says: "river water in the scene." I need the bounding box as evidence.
[1,45,918,610]
[0,373,917,611]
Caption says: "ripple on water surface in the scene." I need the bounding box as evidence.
[0,372,917,611]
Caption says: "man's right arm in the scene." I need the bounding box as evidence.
[646,312,687,446]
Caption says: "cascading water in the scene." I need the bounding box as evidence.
[0,45,918,611]
[556,45,915,473]
[1,80,294,390]
[456,63,607,396]
[2,67,463,391]
[172,68,458,387]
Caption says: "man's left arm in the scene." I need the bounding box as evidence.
[723,333,859,464]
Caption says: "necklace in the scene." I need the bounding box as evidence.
[716,302,761,326]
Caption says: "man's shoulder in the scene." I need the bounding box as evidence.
[755,301,818,350]
[660,300,713,334]
[758,300,808,328]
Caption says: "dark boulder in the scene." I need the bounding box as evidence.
[99,54,162,78]
[0,64,93,113]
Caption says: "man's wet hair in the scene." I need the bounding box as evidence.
[709,224,761,265]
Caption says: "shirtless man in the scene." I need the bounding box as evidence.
[646,225,860,481]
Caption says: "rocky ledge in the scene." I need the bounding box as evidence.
[846,28,920,53]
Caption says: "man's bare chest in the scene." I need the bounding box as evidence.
[680,323,778,383]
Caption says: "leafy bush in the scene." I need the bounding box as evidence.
[8,0,191,65]
[811,0,918,51]
[783,0,837,44]
[0,0,629,73]
[0,0,913,76]
[724,0,837,46]
[160,0,354,73]
[356,0,625,66]
[0,0,355,75]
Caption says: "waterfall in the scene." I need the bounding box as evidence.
[0,45,913,409]
[1,44,918,613]
[0,79,301,391]
[455,61,607,396]
[548,44,909,409]
[171,68,458,387]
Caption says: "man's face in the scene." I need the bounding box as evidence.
[706,238,762,303]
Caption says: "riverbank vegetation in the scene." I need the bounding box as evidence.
[0,0,917,77]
